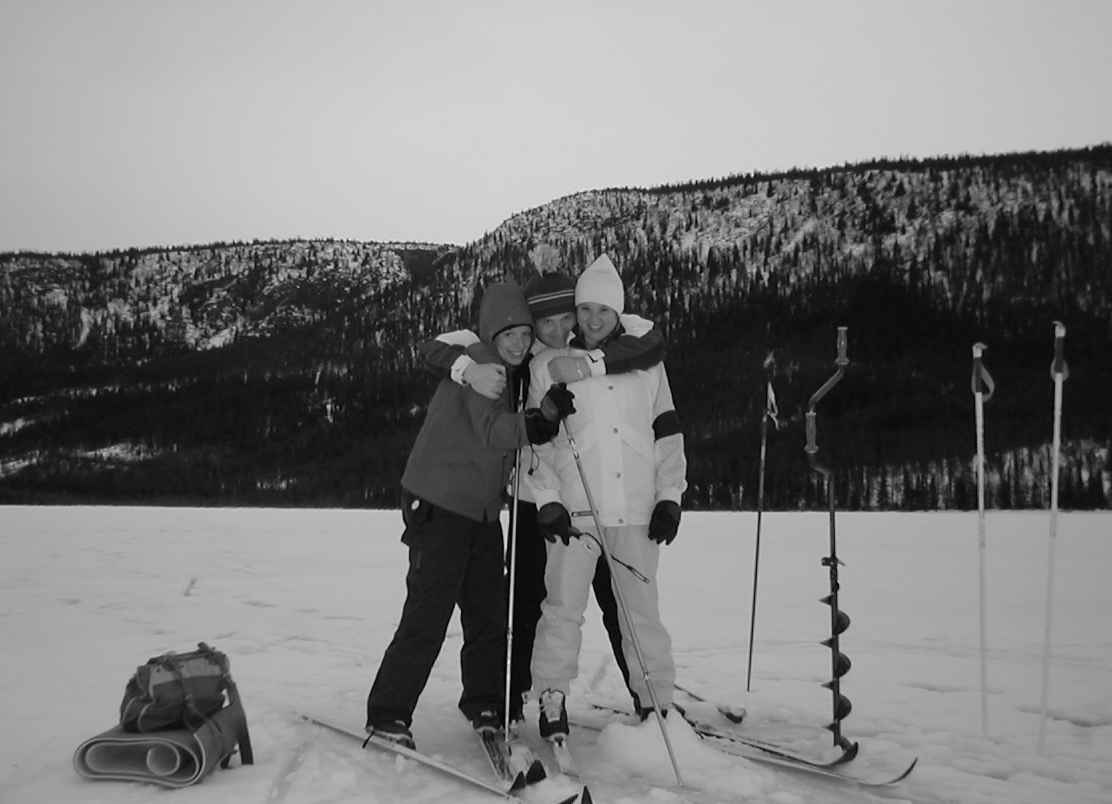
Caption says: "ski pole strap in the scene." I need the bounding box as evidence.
[1051,321,1069,381]
[971,343,995,401]
[572,524,650,583]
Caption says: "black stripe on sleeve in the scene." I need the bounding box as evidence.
[653,410,681,440]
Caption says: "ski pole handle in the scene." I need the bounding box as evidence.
[971,342,995,400]
[1051,321,1069,381]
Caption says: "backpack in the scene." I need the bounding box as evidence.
[119,642,229,733]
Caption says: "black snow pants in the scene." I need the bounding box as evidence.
[367,495,507,728]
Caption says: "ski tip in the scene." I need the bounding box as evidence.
[556,786,592,804]
[526,758,548,783]
[722,708,747,724]
[895,756,919,783]
[507,770,528,793]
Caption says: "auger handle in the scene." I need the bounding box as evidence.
[807,326,849,412]
[835,326,848,367]
[805,411,818,455]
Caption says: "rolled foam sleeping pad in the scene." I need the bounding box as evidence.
[73,698,252,788]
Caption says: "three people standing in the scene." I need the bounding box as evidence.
[365,282,575,749]
[365,254,686,748]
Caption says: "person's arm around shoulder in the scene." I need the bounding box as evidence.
[522,352,568,510]
[419,329,505,400]
[548,313,665,383]
[463,350,575,451]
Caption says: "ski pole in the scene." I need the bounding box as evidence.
[971,342,995,736]
[1038,321,1069,753]
[561,421,686,788]
[746,352,780,692]
[805,326,856,753]
[503,373,525,741]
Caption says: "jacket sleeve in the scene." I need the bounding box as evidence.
[463,383,530,451]
[418,329,481,383]
[522,355,566,509]
[651,364,687,505]
[584,314,665,377]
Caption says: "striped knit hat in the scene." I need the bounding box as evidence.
[523,272,575,319]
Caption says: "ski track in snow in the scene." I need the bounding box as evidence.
[1,507,1110,804]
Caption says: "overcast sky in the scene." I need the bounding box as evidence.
[2,0,1109,254]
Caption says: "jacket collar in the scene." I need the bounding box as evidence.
[570,321,625,351]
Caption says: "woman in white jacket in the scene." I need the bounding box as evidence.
[525,254,687,739]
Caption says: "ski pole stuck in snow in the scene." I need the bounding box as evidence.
[561,420,686,788]
[1038,321,1069,753]
[746,350,780,693]
[971,341,995,735]
[804,326,857,754]
[503,374,525,741]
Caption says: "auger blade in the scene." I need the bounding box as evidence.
[819,599,852,632]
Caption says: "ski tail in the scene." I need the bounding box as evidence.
[478,728,547,788]
[302,715,521,799]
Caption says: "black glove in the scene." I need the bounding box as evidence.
[524,408,559,444]
[539,383,576,422]
[537,502,574,545]
[648,500,681,545]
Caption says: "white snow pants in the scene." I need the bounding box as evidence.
[530,523,675,708]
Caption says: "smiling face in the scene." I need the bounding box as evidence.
[534,311,576,350]
[494,324,533,366]
[576,302,618,349]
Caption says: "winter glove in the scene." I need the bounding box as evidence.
[648,500,681,545]
[539,383,576,422]
[523,408,559,444]
[537,502,575,545]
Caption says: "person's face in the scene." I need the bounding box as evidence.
[494,325,533,365]
[576,303,618,348]
[534,312,576,350]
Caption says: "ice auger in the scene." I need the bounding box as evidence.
[804,326,857,754]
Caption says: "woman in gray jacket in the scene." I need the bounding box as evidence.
[364,282,574,750]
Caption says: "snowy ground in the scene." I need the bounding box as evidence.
[1,506,1109,804]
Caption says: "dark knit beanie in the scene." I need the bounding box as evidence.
[523,272,576,319]
[478,282,533,343]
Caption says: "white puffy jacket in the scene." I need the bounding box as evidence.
[525,347,686,526]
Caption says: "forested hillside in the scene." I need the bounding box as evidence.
[2,146,1109,509]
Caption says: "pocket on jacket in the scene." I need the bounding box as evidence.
[401,490,434,545]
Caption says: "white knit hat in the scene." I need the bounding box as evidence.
[575,253,624,314]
